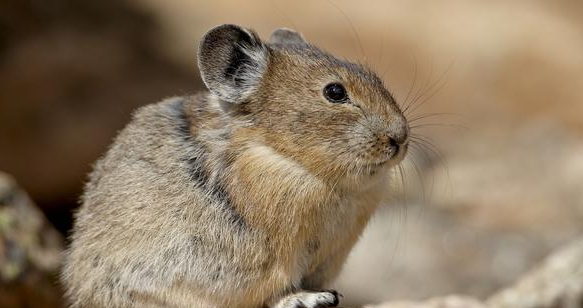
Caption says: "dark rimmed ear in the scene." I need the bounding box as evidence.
[198,24,268,104]
[269,28,307,46]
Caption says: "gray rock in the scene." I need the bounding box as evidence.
[488,239,583,308]
[0,172,65,308]
[368,238,583,308]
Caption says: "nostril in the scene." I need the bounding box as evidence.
[388,137,398,148]
[388,137,400,154]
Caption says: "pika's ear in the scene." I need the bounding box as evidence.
[269,28,307,46]
[198,24,268,104]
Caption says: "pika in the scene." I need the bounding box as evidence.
[62,24,409,308]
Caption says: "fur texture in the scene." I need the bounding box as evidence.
[62,24,409,308]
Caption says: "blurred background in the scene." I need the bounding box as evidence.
[1,0,582,307]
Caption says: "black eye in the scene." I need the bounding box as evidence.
[323,83,348,103]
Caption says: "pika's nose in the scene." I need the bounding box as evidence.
[387,130,408,157]
[388,138,398,147]
[388,117,409,146]
[388,132,408,147]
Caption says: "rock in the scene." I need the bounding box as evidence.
[369,295,487,308]
[487,239,583,308]
[0,172,65,308]
[368,238,583,308]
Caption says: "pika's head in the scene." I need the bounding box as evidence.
[198,24,408,182]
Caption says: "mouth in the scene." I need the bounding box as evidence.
[365,143,409,170]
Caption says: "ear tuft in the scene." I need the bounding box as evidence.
[198,24,268,104]
[270,28,307,46]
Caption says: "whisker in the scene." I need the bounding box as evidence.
[324,0,367,63]
[409,144,436,197]
[407,151,427,206]
[269,0,299,31]
[398,163,408,206]
[377,39,384,69]
[409,136,445,165]
[406,59,455,116]
[407,112,460,124]
[406,59,434,114]
[411,59,434,106]
[401,55,418,111]
[409,137,453,200]
[410,123,468,130]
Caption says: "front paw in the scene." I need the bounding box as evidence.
[304,290,339,308]
[273,290,340,308]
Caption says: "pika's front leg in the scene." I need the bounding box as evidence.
[271,290,340,308]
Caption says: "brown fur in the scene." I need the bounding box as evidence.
[62,24,409,308]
